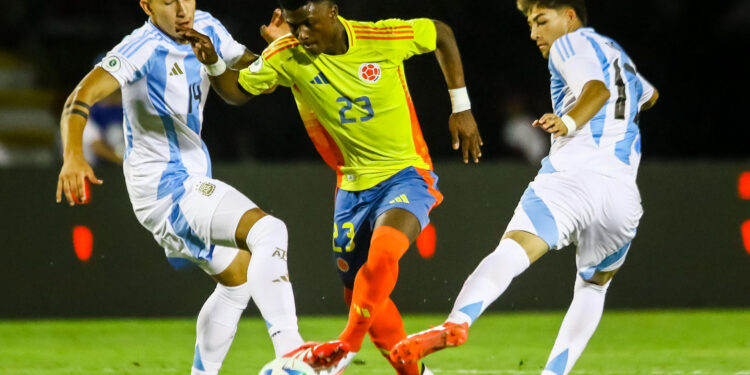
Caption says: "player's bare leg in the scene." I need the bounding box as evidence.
[391,231,547,363]
[541,270,616,375]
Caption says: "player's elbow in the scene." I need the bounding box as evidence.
[215,87,253,106]
[583,80,610,105]
[648,89,660,108]
[222,94,252,106]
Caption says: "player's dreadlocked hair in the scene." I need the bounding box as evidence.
[277,0,336,11]
[516,0,588,26]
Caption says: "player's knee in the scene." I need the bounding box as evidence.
[246,215,288,254]
[584,269,617,286]
[502,230,548,263]
[576,272,613,293]
[368,247,400,270]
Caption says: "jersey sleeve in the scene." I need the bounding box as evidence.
[99,34,155,87]
[637,72,655,108]
[365,18,437,62]
[550,33,606,98]
[196,11,248,67]
[237,55,293,95]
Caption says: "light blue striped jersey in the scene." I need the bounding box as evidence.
[98,10,246,203]
[541,27,655,180]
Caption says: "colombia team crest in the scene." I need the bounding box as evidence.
[359,63,382,83]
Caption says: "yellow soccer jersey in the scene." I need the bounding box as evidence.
[238,17,438,191]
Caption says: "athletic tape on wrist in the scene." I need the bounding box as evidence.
[204,58,227,76]
[561,114,578,136]
[449,87,471,113]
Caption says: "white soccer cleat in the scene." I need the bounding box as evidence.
[317,351,357,375]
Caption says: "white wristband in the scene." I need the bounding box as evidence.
[204,58,227,76]
[449,87,471,113]
[561,114,578,136]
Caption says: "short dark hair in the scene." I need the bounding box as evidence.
[277,0,335,11]
[517,0,588,26]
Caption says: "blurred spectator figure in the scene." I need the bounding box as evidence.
[721,0,750,32]
[501,96,548,164]
[82,89,124,165]
[0,51,57,167]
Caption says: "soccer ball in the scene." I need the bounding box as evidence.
[258,357,316,375]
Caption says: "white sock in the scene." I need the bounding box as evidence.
[245,216,304,357]
[446,239,530,326]
[541,275,610,375]
[192,283,252,375]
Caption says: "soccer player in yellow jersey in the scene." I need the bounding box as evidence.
[178,1,482,373]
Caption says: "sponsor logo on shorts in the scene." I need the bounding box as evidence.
[389,194,410,204]
[272,247,287,261]
[197,182,216,196]
[337,258,350,272]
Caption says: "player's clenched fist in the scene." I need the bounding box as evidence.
[176,26,219,65]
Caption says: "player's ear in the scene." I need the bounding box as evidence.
[565,7,577,26]
[329,3,339,21]
[140,0,154,18]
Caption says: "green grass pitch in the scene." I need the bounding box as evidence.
[1,310,748,374]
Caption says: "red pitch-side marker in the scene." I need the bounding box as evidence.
[739,172,750,200]
[73,225,93,262]
[416,223,436,259]
[742,221,750,256]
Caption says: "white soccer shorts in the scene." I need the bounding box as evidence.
[131,176,258,275]
[505,170,643,279]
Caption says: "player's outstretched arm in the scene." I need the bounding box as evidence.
[177,26,255,106]
[432,20,483,164]
[533,80,610,138]
[56,68,116,206]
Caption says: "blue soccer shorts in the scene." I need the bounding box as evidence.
[331,166,443,288]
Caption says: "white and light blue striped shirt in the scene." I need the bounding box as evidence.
[98,10,246,204]
[541,27,655,180]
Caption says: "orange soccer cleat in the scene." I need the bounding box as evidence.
[390,322,469,363]
[284,340,351,372]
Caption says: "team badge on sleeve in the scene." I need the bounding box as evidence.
[359,63,382,83]
[249,57,264,73]
[102,56,121,73]
[197,182,216,197]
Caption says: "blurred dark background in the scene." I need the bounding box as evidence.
[1,0,748,166]
[1,1,749,318]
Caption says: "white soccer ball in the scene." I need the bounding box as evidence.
[258,357,317,375]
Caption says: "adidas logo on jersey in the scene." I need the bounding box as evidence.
[309,72,330,85]
[389,194,410,204]
[169,63,184,76]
